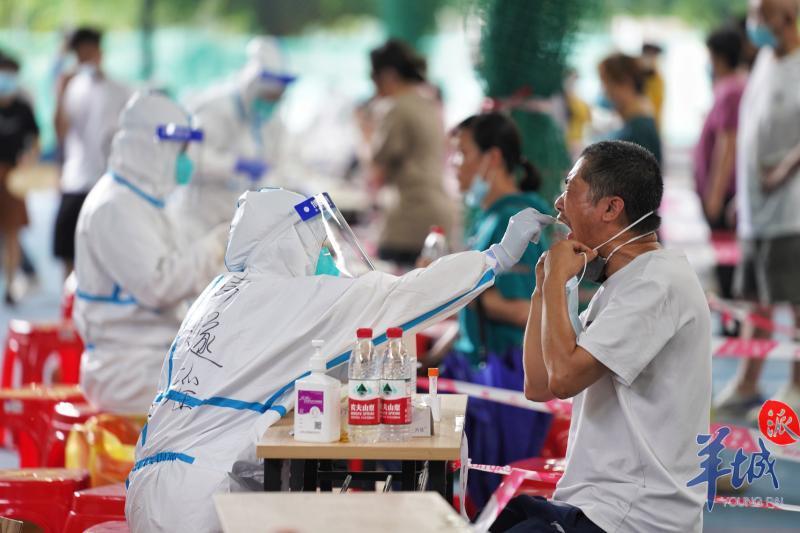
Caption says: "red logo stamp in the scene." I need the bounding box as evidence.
[758,400,800,446]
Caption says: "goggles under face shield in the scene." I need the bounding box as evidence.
[259,69,297,85]
[294,192,375,279]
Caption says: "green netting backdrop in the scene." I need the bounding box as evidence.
[472,0,597,202]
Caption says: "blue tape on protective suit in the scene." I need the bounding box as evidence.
[76,283,137,305]
[111,173,165,208]
[131,451,195,473]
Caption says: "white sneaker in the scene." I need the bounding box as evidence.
[746,383,800,425]
[713,380,764,421]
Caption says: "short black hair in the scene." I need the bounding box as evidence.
[706,26,742,70]
[370,39,426,83]
[0,52,19,72]
[68,27,103,51]
[642,42,663,55]
[579,141,662,233]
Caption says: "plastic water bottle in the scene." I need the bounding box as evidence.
[348,328,382,443]
[381,327,413,441]
[420,226,448,263]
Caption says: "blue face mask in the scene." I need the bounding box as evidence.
[465,177,489,208]
[465,160,491,208]
[315,246,340,276]
[252,98,277,123]
[0,72,19,97]
[175,152,194,185]
[747,22,778,48]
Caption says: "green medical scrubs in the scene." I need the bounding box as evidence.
[455,192,551,365]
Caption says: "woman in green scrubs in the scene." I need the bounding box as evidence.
[451,112,551,366]
[444,112,553,507]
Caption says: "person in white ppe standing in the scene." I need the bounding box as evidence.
[171,36,297,244]
[74,91,228,415]
[125,187,553,533]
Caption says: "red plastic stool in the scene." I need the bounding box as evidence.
[63,482,127,533]
[86,521,129,532]
[508,457,566,499]
[2,319,84,387]
[0,468,89,533]
[0,385,86,467]
[540,415,570,459]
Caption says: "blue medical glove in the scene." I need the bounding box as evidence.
[488,208,555,273]
[234,158,270,182]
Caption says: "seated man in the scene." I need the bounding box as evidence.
[74,92,228,415]
[496,141,711,532]
[125,187,554,533]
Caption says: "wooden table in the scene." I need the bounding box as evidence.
[214,492,471,533]
[256,394,467,500]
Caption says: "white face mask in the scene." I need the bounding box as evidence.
[564,210,655,334]
[580,210,655,283]
[566,273,584,335]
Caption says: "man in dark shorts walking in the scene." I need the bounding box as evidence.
[53,27,130,275]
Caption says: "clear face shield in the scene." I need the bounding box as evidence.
[293,192,375,278]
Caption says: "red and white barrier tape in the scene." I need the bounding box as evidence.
[467,461,563,484]
[419,378,799,465]
[710,236,740,267]
[469,460,800,516]
[421,378,797,465]
[712,423,800,464]
[416,376,572,417]
[711,336,800,361]
[708,295,798,338]
[471,467,528,533]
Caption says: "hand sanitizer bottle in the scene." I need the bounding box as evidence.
[294,339,341,443]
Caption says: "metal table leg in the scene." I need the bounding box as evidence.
[303,459,318,492]
[318,460,333,491]
[264,459,283,491]
[400,460,417,491]
[429,460,448,500]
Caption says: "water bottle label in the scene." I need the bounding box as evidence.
[380,379,411,425]
[349,380,380,425]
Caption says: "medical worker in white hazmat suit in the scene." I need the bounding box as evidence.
[74,91,228,414]
[125,187,554,532]
[171,36,297,244]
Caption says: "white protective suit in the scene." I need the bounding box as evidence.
[125,188,549,533]
[74,92,227,415]
[170,36,296,243]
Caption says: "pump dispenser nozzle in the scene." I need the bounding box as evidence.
[310,339,326,372]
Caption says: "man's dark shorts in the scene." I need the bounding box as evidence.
[734,235,800,305]
[53,191,89,261]
[490,495,605,533]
